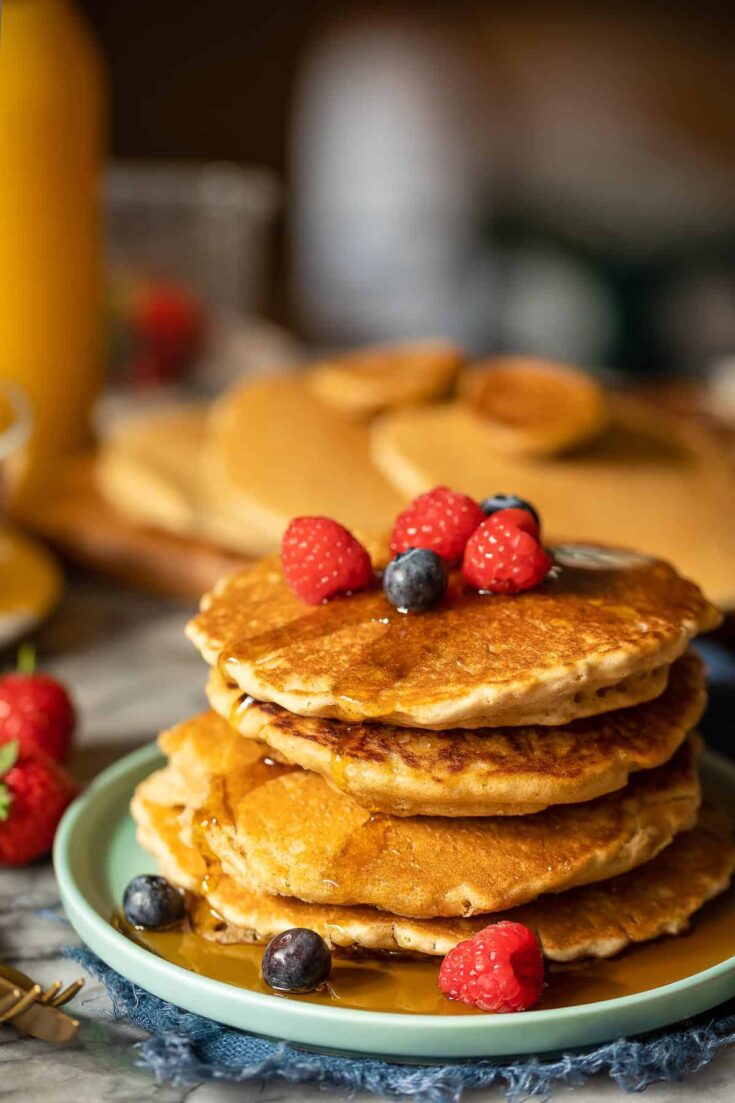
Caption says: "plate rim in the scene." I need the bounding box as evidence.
[54,741,735,1057]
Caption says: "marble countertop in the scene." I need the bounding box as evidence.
[1,573,733,1102]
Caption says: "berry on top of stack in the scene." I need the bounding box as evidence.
[280,486,552,612]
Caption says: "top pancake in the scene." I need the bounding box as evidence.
[187,546,719,729]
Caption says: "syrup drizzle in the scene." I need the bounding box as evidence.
[116,884,735,1016]
[210,558,709,727]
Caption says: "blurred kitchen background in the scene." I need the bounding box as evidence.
[80,0,735,372]
[7,1,735,389]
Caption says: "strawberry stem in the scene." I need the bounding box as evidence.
[0,783,10,822]
[0,742,18,776]
[16,643,36,675]
[0,742,19,821]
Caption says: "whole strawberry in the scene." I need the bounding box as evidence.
[0,741,78,865]
[0,651,76,763]
[281,517,374,605]
[463,512,552,594]
[390,486,485,565]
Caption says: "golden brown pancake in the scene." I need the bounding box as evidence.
[459,356,607,457]
[97,405,211,539]
[213,739,700,918]
[307,340,463,419]
[187,547,719,729]
[207,652,705,817]
[371,395,735,608]
[155,711,700,919]
[132,785,735,962]
[95,404,275,556]
[133,784,208,891]
[204,376,406,556]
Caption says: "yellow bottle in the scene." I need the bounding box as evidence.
[0,0,106,506]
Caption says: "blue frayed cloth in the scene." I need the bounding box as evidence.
[66,947,735,1101]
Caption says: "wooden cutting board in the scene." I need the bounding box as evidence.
[17,454,249,599]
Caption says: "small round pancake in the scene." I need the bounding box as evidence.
[207,652,705,817]
[155,711,701,919]
[132,786,735,962]
[187,546,719,729]
[459,356,607,456]
[307,340,463,419]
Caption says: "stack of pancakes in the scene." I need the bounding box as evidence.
[133,545,735,965]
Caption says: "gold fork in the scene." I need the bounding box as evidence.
[0,967,83,1042]
[0,965,84,1009]
[0,985,41,1021]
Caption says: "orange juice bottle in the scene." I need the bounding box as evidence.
[0,0,106,506]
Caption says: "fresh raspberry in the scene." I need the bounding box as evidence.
[0,672,76,763]
[0,742,78,865]
[480,493,540,529]
[439,921,544,1013]
[281,517,374,605]
[489,507,540,539]
[390,487,485,565]
[462,515,552,594]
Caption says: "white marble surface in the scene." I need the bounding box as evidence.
[1,574,733,1102]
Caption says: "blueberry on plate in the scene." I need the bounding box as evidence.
[480,494,540,527]
[123,874,185,930]
[261,928,332,993]
[383,547,448,612]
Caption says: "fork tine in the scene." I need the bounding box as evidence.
[0,989,23,1018]
[49,979,84,1008]
[39,981,62,1005]
[0,984,40,1022]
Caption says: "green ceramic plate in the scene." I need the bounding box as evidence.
[54,743,735,1060]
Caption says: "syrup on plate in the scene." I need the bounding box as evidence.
[116,884,735,1015]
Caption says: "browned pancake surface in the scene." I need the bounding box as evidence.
[155,711,701,919]
[132,785,735,962]
[209,652,705,816]
[188,548,719,728]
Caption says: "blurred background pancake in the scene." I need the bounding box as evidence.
[205,375,406,554]
[372,386,735,608]
[25,347,734,610]
[308,339,463,419]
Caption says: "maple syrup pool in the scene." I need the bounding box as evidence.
[115,883,735,1016]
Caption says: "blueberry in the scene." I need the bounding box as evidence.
[123,874,185,930]
[480,494,540,527]
[261,928,332,993]
[383,547,447,612]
